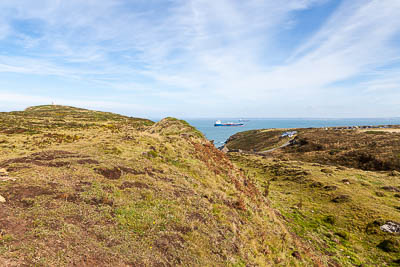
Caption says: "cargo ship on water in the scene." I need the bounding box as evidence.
[214,120,244,127]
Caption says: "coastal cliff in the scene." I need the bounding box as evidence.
[1,106,399,266]
[0,105,320,266]
[226,126,400,266]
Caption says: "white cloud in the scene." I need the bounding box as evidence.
[0,0,399,117]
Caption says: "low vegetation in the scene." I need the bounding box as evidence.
[226,125,400,266]
[229,153,400,266]
[226,127,400,171]
[226,129,287,152]
[0,105,323,266]
[3,106,398,266]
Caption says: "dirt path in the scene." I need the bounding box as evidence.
[258,137,296,154]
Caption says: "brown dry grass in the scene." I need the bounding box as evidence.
[226,127,400,171]
[230,152,400,266]
[0,105,322,266]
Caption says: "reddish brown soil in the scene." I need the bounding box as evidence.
[95,167,122,180]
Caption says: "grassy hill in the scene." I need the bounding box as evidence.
[0,106,321,266]
[226,129,288,152]
[225,126,400,266]
[226,127,400,172]
[230,153,400,266]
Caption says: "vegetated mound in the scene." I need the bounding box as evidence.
[0,105,153,134]
[147,117,204,138]
[226,127,400,171]
[226,129,289,152]
[282,128,400,171]
[0,106,320,266]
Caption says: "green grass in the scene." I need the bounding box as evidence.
[226,127,400,171]
[0,105,321,266]
[229,152,400,266]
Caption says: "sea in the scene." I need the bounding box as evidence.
[182,118,400,147]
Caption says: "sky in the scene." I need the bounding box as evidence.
[0,0,400,118]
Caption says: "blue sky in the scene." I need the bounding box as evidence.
[0,0,400,118]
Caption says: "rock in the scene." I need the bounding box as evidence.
[0,195,6,203]
[389,170,400,177]
[380,221,400,234]
[332,195,351,203]
[341,179,351,184]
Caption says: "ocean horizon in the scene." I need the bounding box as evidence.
[164,118,400,146]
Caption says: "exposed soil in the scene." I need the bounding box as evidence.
[0,205,29,244]
[76,159,100,165]
[0,150,85,168]
[2,185,55,201]
[95,167,122,180]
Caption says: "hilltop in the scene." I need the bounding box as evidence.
[0,106,321,266]
[0,105,153,135]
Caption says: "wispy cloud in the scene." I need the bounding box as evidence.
[0,0,399,117]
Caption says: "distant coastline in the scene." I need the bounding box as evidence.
[185,118,400,146]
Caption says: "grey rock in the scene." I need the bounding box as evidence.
[381,221,400,234]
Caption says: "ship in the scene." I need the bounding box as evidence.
[214,120,244,127]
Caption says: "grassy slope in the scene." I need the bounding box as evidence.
[226,129,288,152]
[226,127,400,266]
[226,128,400,172]
[0,106,321,266]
